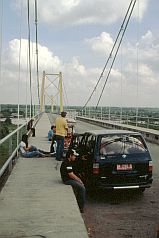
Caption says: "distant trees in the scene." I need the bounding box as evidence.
[0,122,9,139]
[0,108,24,139]
[5,117,11,125]
[1,110,11,119]
[0,116,12,139]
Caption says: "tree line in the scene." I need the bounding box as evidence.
[0,117,12,139]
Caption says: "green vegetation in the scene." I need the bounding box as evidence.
[1,104,159,118]
[74,106,159,118]
[0,119,17,139]
[1,105,25,118]
[75,106,159,130]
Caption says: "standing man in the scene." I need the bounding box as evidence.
[55,111,68,161]
[60,149,86,213]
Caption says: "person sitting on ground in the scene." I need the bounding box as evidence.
[60,149,86,213]
[19,134,51,158]
[48,125,55,141]
[50,126,56,154]
[27,119,35,137]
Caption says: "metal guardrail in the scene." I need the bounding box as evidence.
[78,110,159,130]
[77,116,159,145]
[0,147,18,178]
[0,123,27,178]
[0,113,42,179]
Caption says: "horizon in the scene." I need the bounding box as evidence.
[1,103,159,110]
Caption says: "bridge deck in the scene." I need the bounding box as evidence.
[0,113,88,238]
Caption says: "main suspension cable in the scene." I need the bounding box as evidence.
[82,0,136,111]
[95,0,136,109]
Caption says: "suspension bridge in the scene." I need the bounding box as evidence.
[0,0,159,237]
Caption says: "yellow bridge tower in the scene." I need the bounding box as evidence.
[40,71,63,113]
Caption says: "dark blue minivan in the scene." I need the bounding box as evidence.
[73,129,153,192]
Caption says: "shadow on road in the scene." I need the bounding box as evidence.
[86,189,144,205]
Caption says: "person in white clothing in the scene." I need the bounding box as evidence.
[19,134,51,158]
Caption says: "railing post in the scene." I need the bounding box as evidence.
[126,114,128,124]
[9,137,12,157]
[108,107,111,121]
[101,107,102,120]
[8,137,13,173]
[84,108,86,117]
[147,117,149,129]
[0,117,39,178]
[8,160,12,173]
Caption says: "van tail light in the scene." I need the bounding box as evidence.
[149,161,153,172]
[93,163,99,175]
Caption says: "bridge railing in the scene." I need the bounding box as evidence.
[78,110,159,131]
[0,114,42,178]
[77,116,159,145]
[0,124,27,178]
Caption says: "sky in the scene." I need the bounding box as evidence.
[0,0,159,108]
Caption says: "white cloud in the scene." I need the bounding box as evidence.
[141,30,155,44]
[83,29,159,107]
[1,39,100,105]
[13,0,150,27]
[4,38,61,72]
[65,57,87,76]
[139,64,156,83]
[1,28,159,108]
[0,39,62,104]
[85,32,114,56]
[1,0,158,108]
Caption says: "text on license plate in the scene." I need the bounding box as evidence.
[117,164,132,171]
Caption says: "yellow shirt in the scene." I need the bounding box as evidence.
[55,116,68,137]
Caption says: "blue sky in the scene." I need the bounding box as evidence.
[0,0,159,108]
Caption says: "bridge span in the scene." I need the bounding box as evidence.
[0,113,88,238]
[0,112,159,238]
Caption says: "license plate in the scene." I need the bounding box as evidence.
[117,164,132,171]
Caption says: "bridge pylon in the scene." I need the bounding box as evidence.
[40,71,63,113]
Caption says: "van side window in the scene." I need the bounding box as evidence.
[86,135,96,154]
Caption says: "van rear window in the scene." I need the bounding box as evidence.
[100,135,147,155]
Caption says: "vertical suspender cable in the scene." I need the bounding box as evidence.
[0,0,3,114]
[63,80,69,109]
[120,43,123,122]
[34,0,40,110]
[25,46,29,119]
[27,0,33,118]
[17,0,22,150]
[0,0,3,83]
[135,0,139,126]
[31,39,35,117]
